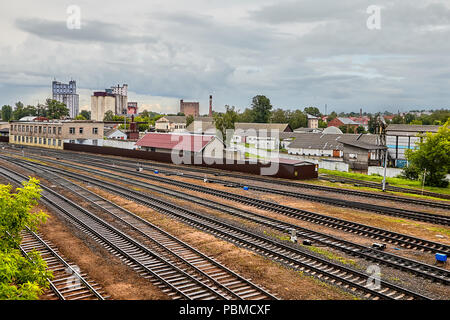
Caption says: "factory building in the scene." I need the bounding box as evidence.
[91,92,116,121]
[52,80,79,118]
[91,84,128,121]
[180,100,200,117]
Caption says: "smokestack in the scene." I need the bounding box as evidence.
[209,95,213,117]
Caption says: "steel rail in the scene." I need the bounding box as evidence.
[17,157,450,285]
[5,154,449,257]
[1,158,430,300]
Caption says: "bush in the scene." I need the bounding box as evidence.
[0,178,52,300]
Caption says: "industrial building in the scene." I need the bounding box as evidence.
[9,120,104,149]
[52,80,79,118]
[91,84,128,121]
[231,123,292,150]
[385,124,441,168]
[180,100,200,117]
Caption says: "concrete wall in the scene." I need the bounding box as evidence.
[368,166,403,178]
[320,160,349,172]
[102,139,136,150]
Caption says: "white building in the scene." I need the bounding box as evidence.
[52,80,79,119]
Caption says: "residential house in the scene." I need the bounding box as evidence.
[155,116,187,133]
[327,117,360,133]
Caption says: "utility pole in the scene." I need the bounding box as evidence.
[382,148,388,192]
[422,168,427,196]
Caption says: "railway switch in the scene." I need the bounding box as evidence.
[288,229,297,243]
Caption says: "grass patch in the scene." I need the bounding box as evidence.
[319,168,450,196]
[301,245,360,269]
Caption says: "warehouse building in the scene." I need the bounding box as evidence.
[9,120,104,149]
[136,132,225,159]
[385,124,441,168]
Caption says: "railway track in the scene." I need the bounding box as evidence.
[0,167,275,300]
[18,150,450,226]
[10,145,449,207]
[39,167,276,300]
[14,156,450,285]
[0,157,434,300]
[6,147,449,225]
[19,228,106,300]
[4,154,450,257]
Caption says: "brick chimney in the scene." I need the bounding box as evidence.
[209,95,213,117]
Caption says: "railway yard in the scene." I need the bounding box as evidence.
[1,144,449,301]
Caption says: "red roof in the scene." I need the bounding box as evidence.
[136,133,215,152]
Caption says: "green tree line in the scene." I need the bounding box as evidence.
[1,99,70,121]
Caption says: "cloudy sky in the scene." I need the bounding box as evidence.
[1,0,450,114]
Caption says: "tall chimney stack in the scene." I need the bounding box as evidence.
[209,95,213,117]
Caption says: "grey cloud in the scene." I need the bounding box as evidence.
[15,18,157,44]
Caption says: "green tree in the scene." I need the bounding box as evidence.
[80,110,91,120]
[339,125,348,133]
[103,110,114,121]
[251,95,272,123]
[12,102,25,120]
[186,115,194,127]
[1,105,13,121]
[391,115,405,124]
[0,178,52,299]
[404,121,450,187]
[45,99,69,119]
[404,113,416,124]
[214,105,238,144]
[304,106,321,117]
[356,126,365,134]
[270,108,289,123]
[288,110,307,129]
[237,108,254,123]
[318,119,328,129]
[327,111,338,122]
[368,114,378,134]
[75,114,87,120]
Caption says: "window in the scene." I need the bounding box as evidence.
[58,127,62,135]
[14,135,17,142]
[92,127,98,134]
[34,137,37,144]
[39,138,42,144]
[69,127,75,134]
[43,127,47,134]
[39,127,42,134]
[53,139,56,146]
[58,140,62,147]
[53,127,56,135]
[43,138,46,145]
[79,127,84,134]
[34,126,37,133]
